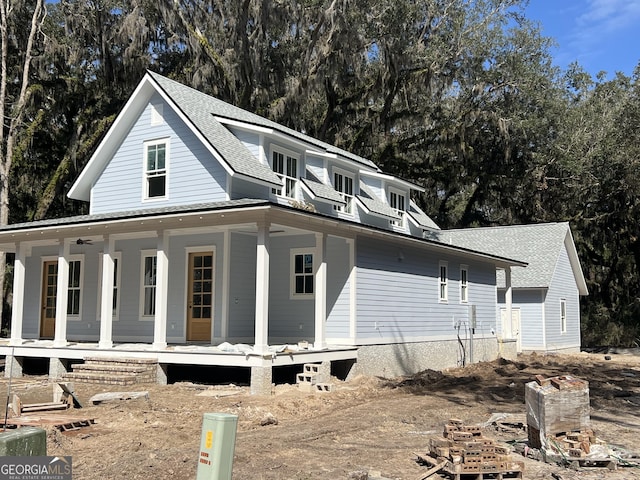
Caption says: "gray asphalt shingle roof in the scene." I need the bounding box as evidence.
[300,178,346,205]
[0,199,269,232]
[148,72,282,187]
[148,71,379,172]
[408,200,440,230]
[356,182,400,219]
[440,222,571,288]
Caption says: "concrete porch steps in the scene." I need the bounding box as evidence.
[63,357,158,386]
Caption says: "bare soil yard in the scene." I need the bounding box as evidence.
[1,351,639,480]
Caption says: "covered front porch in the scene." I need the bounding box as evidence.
[0,338,358,394]
[0,202,359,393]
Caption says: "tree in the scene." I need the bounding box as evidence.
[0,0,46,325]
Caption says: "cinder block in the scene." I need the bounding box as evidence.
[296,373,317,384]
[303,364,321,374]
[314,383,333,393]
[298,382,314,393]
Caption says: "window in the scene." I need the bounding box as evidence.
[389,188,406,227]
[145,140,168,199]
[333,170,354,214]
[97,253,121,321]
[141,252,157,317]
[271,149,298,198]
[291,249,314,297]
[67,259,83,316]
[439,261,448,302]
[460,265,468,303]
[560,299,567,333]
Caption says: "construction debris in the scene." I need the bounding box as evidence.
[3,414,95,432]
[416,419,524,479]
[10,382,78,416]
[524,374,625,470]
[89,391,149,405]
[525,375,590,449]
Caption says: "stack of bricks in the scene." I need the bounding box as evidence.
[546,429,597,458]
[425,419,524,479]
[296,363,333,393]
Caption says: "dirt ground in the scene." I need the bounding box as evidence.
[1,352,639,480]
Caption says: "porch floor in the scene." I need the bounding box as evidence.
[0,338,358,368]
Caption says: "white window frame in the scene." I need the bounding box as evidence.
[388,187,407,227]
[460,265,468,303]
[438,261,448,303]
[143,138,169,201]
[332,168,355,215]
[560,298,567,333]
[97,252,122,322]
[290,248,315,299]
[139,250,157,320]
[271,146,298,199]
[67,255,84,320]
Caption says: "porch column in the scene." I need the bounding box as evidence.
[53,239,70,347]
[99,235,115,349]
[504,267,513,339]
[153,230,169,349]
[254,220,270,355]
[9,243,26,346]
[314,232,327,350]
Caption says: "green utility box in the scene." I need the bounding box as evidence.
[0,427,47,456]
[196,413,238,480]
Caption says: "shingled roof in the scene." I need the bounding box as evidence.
[439,222,588,294]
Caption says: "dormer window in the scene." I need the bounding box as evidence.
[144,139,168,199]
[271,148,298,199]
[333,170,354,214]
[388,188,406,227]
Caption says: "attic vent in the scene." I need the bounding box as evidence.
[151,104,164,126]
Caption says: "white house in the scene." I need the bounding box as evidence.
[0,72,585,393]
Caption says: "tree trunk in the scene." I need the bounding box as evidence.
[0,0,46,331]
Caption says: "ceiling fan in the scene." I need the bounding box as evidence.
[76,238,93,245]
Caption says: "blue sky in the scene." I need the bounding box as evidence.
[524,0,640,79]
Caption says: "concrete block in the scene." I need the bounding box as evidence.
[4,355,24,379]
[314,383,333,393]
[49,358,68,380]
[296,373,317,384]
[156,363,168,385]
[298,382,314,393]
[303,364,320,374]
[250,366,272,396]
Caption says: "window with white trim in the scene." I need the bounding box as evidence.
[439,261,448,302]
[389,188,406,227]
[140,252,157,317]
[460,265,468,303]
[333,170,354,214]
[271,148,298,198]
[144,139,168,199]
[560,299,567,333]
[291,249,314,297]
[67,258,83,317]
[97,253,122,321]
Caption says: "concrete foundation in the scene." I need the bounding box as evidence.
[4,355,24,379]
[156,363,168,385]
[250,366,273,395]
[348,337,511,379]
[48,358,68,380]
